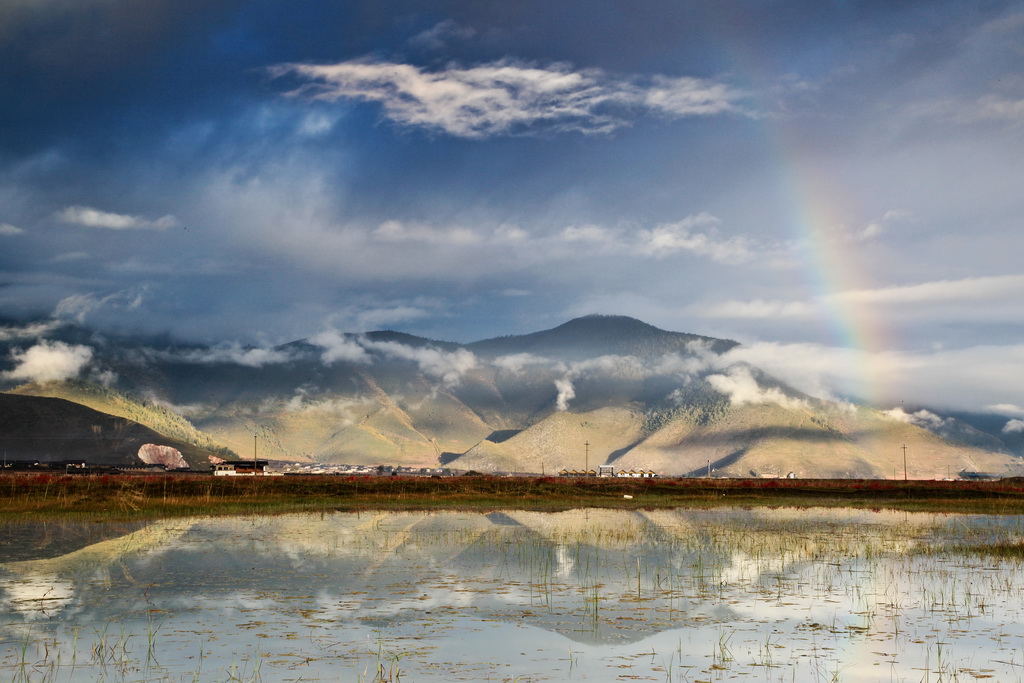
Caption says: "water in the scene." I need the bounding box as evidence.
[2,507,1024,681]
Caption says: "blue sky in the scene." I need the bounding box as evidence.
[1,0,1023,415]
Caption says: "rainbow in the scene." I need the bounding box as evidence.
[695,24,890,406]
[779,134,887,406]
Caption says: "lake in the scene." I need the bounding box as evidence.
[2,507,1024,681]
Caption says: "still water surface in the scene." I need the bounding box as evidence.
[2,507,1024,681]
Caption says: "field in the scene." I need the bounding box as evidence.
[4,473,1024,519]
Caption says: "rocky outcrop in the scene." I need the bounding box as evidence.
[138,444,188,469]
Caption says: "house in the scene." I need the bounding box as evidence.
[615,469,658,478]
[213,460,271,476]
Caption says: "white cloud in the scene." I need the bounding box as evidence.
[858,222,884,241]
[718,342,857,402]
[285,389,371,417]
[569,354,648,378]
[853,209,913,242]
[54,293,103,323]
[696,299,818,319]
[651,344,718,377]
[90,368,118,386]
[718,341,1024,413]
[374,220,481,245]
[706,365,808,410]
[0,320,62,342]
[198,159,778,284]
[271,58,743,138]
[554,376,576,411]
[986,403,1024,418]
[0,222,25,235]
[56,205,179,230]
[635,214,798,266]
[53,290,144,324]
[635,213,757,263]
[1003,419,1024,434]
[560,224,618,244]
[492,353,550,374]
[882,407,951,429]
[297,111,340,137]
[955,94,1024,124]
[642,75,743,116]
[694,273,1024,325]
[176,344,295,367]
[548,354,656,412]
[363,340,478,386]
[830,274,1024,306]
[310,328,480,385]
[308,330,372,365]
[494,345,717,387]
[2,341,93,383]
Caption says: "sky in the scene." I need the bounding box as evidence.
[1,0,1023,416]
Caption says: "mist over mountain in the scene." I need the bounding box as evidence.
[1,315,1021,477]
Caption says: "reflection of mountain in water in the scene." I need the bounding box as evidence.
[0,508,955,646]
[0,519,150,563]
[0,518,194,618]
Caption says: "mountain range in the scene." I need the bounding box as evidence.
[1,314,1021,478]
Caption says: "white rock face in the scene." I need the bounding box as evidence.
[138,444,188,469]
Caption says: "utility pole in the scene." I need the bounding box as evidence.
[902,444,908,481]
[584,440,590,476]
[254,433,258,474]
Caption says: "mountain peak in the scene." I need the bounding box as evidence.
[469,315,737,359]
[556,314,664,332]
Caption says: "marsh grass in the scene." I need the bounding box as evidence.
[4,474,1024,521]
[947,539,1024,559]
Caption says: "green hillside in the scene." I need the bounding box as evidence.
[8,380,236,459]
[0,393,223,468]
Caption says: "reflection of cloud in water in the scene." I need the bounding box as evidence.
[719,550,783,584]
[555,544,574,577]
[0,573,76,619]
[0,518,199,623]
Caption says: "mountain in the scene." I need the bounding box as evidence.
[7,380,235,458]
[468,314,738,359]
[1,315,1021,477]
[0,393,221,468]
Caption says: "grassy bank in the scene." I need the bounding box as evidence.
[3,473,1024,520]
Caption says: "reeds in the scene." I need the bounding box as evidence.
[4,473,1024,521]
